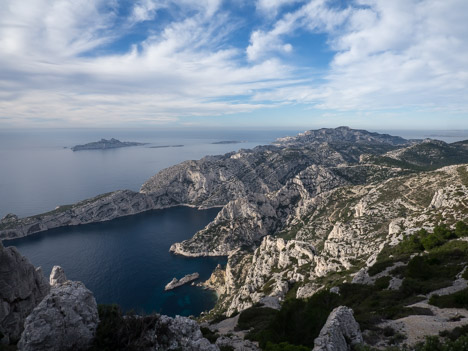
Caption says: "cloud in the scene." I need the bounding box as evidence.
[247,0,349,61]
[0,0,467,127]
[248,0,468,114]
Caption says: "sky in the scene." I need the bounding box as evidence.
[0,0,467,130]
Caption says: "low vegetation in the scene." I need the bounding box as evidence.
[235,222,468,350]
[90,304,161,351]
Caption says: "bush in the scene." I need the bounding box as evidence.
[264,341,309,351]
[429,288,468,309]
[455,221,468,238]
[251,290,340,348]
[91,304,160,351]
[236,307,278,332]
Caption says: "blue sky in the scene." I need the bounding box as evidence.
[0,0,467,129]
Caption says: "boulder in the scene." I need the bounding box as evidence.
[18,267,98,351]
[155,315,219,351]
[313,306,363,351]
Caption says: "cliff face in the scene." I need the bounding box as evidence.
[211,164,468,315]
[0,241,50,343]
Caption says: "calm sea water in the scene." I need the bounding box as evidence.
[0,128,302,218]
[5,207,224,316]
[1,127,467,316]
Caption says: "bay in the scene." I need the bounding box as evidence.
[5,206,224,317]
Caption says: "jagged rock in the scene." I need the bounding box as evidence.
[203,264,227,295]
[49,266,67,286]
[18,268,98,351]
[216,335,260,350]
[155,315,219,351]
[258,296,281,310]
[165,273,199,290]
[296,282,322,299]
[313,306,363,351]
[0,241,50,343]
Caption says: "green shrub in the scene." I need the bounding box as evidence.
[455,221,468,238]
[429,288,468,309]
[200,326,219,343]
[251,290,340,348]
[264,341,309,351]
[91,304,160,351]
[374,276,392,290]
[236,307,278,332]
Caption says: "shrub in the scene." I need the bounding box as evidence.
[264,341,310,351]
[455,221,468,238]
[91,304,160,351]
[251,290,340,348]
[237,306,278,334]
[429,288,468,309]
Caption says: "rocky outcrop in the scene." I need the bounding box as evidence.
[18,267,99,351]
[49,266,66,286]
[0,241,50,343]
[155,315,219,351]
[203,264,227,296]
[164,273,199,290]
[313,306,363,351]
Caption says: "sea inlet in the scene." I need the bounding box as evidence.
[5,206,225,317]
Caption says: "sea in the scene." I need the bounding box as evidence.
[1,127,468,316]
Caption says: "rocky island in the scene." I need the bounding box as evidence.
[164,273,200,290]
[71,138,145,151]
[2,127,468,350]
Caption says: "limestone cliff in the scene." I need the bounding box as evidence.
[0,241,50,343]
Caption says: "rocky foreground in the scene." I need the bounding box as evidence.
[2,127,468,350]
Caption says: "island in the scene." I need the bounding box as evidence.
[211,141,244,144]
[71,138,145,151]
[149,145,184,149]
[164,273,199,291]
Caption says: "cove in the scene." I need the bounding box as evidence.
[5,206,225,317]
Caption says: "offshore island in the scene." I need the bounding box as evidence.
[71,138,146,151]
[2,127,468,350]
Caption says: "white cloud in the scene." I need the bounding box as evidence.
[0,0,467,127]
[247,0,349,61]
[0,0,294,126]
[248,0,468,114]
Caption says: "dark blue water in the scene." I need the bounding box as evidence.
[5,207,225,317]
